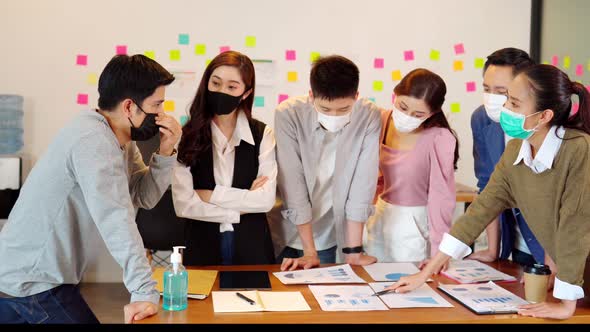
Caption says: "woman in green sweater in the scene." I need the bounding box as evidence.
[387,64,590,320]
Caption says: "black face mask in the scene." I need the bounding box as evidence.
[206,90,244,115]
[129,102,159,141]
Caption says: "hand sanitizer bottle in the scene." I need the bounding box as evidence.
[162,246,188,311]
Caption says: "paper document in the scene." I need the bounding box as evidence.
[438,281,528,314]
[308,285,388,311]
[273,264,366,285]
[212,291,310,313]
[152,268,217,299]
[442,260,517,284]
[363,262,433,282]
[368,282,453,308]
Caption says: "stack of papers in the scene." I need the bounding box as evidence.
[438,281,528,314]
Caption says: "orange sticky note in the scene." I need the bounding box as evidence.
[287,71,298,82]
[87,73,98,85]
[163,100,175,111]
[391,70,402,81]
[453,60,464,71]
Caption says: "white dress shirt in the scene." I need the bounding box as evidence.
[440,126,583,301]
[172,111,277,233]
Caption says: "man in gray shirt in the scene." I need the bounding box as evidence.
[0,55,182,323]
[271,55,382,270]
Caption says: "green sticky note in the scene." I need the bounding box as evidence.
[368,97,376,103]
[245,36,256,47]
[144,51,155,60]
[542,60,549,65]
[254,96,265,107]
[179,115,189,126]
[170,50,181,61]
[429,49,440,61]
[373,81,383,92]
[178,34,189,45]
[310,52,320,63]
[205,59,212,66]
[563,56,571,69]
[474,58,485,69]
[195,44,206,55]
[450,102,461,113]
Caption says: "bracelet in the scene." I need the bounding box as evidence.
[341,246,363,254]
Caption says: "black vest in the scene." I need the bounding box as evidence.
[183,119,275,265]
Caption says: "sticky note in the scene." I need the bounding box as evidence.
[310,52,320,63]
[170,50,181,61]
[586,85,590,92]
[572,103,580,115]
[374,58,384,68]
[205,59,212,66]
[576,64,584,76]
[542,60,549,65]
[245,36,256,47]
[144,51,155,59]
[287,71,298,82]
[453,60,464,71]
[466,81,476,92]
[286,50,296,61]
[564,56,571,69]
[429,49,440,61]
[195,44,206,55]
[77,93,88,105]
[454,43,465,55]
[219,46,231,54]
[450,102,460,113]
[254,96,265,107]
[278,94,289,104]
[373,81,383,92]
[391,70,402,81]
[404,50,414,61]
[368,97,376,103]
[474,58,485,69]
[551,56,558,66]
[116,45,127,55]
[178,34,189,45]
[180,115,189,126]
[87,73,98,85]
[76,55,87,66]
[163,100,175,111]
[391,94,396,104]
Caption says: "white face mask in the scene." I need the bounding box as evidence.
[391,106,426,133]
[315,105,351,133]
[483,93,508,123]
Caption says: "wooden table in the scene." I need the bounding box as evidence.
[137,261,590,324]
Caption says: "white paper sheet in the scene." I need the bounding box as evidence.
[273,264,366,285]
[438,281,528,314]
[442,260,517,284]
[308,285,388,311]
[368,282,453,308]
[212,291,311,313]
[363,262,433,282]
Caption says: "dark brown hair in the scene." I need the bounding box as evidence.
[310,55,359,100]
[394,68,459,170]
[177,51,255,166]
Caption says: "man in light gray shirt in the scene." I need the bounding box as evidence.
[271,55,382,270]
[0,55,182,324]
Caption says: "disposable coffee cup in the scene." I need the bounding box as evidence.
[523,264,551,303]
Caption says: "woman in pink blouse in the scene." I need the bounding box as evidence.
[364,69,458,266]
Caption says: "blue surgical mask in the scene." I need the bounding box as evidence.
[499,107,541,140]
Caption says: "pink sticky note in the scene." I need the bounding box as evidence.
[286,50,296,61]
[278,94,289,104]
[404,50,414,61]
[551,56,558,66]
[116,45,127,55]
[586,85,590,93]
[576,64,584,76]
[77,93,88,105]
[392,94,396,104]
[466,81,476,92]
[76,55,87,66]
[219,46,231,53]
[572,103,580,116]
[374,58,384,68]
[454,43,465,55]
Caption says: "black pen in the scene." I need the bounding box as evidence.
[236,292,256,305]
[371,289,396,297]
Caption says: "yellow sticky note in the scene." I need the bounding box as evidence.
[373,81,383,92]
[429,49,440,61]
[195,44,206,55]
[245,36,256,47]
[453,60,464,71]
[144,51,155,60]
[310,52,320,63]
[563,56,571,69]
[87,73,98,85]
[451,102,461,113]
[542,60,549,65]
[287,71,298,82]
[163,100,175,112]
[170,50,181,61]
[205,59,212,66]
[474,58,485,69]
[391,70,402,81]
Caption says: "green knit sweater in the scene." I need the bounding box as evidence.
[451,129,590,286]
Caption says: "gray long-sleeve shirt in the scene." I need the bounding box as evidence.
[0,110,175,304]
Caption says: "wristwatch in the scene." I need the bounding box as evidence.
[341,246,363,254]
